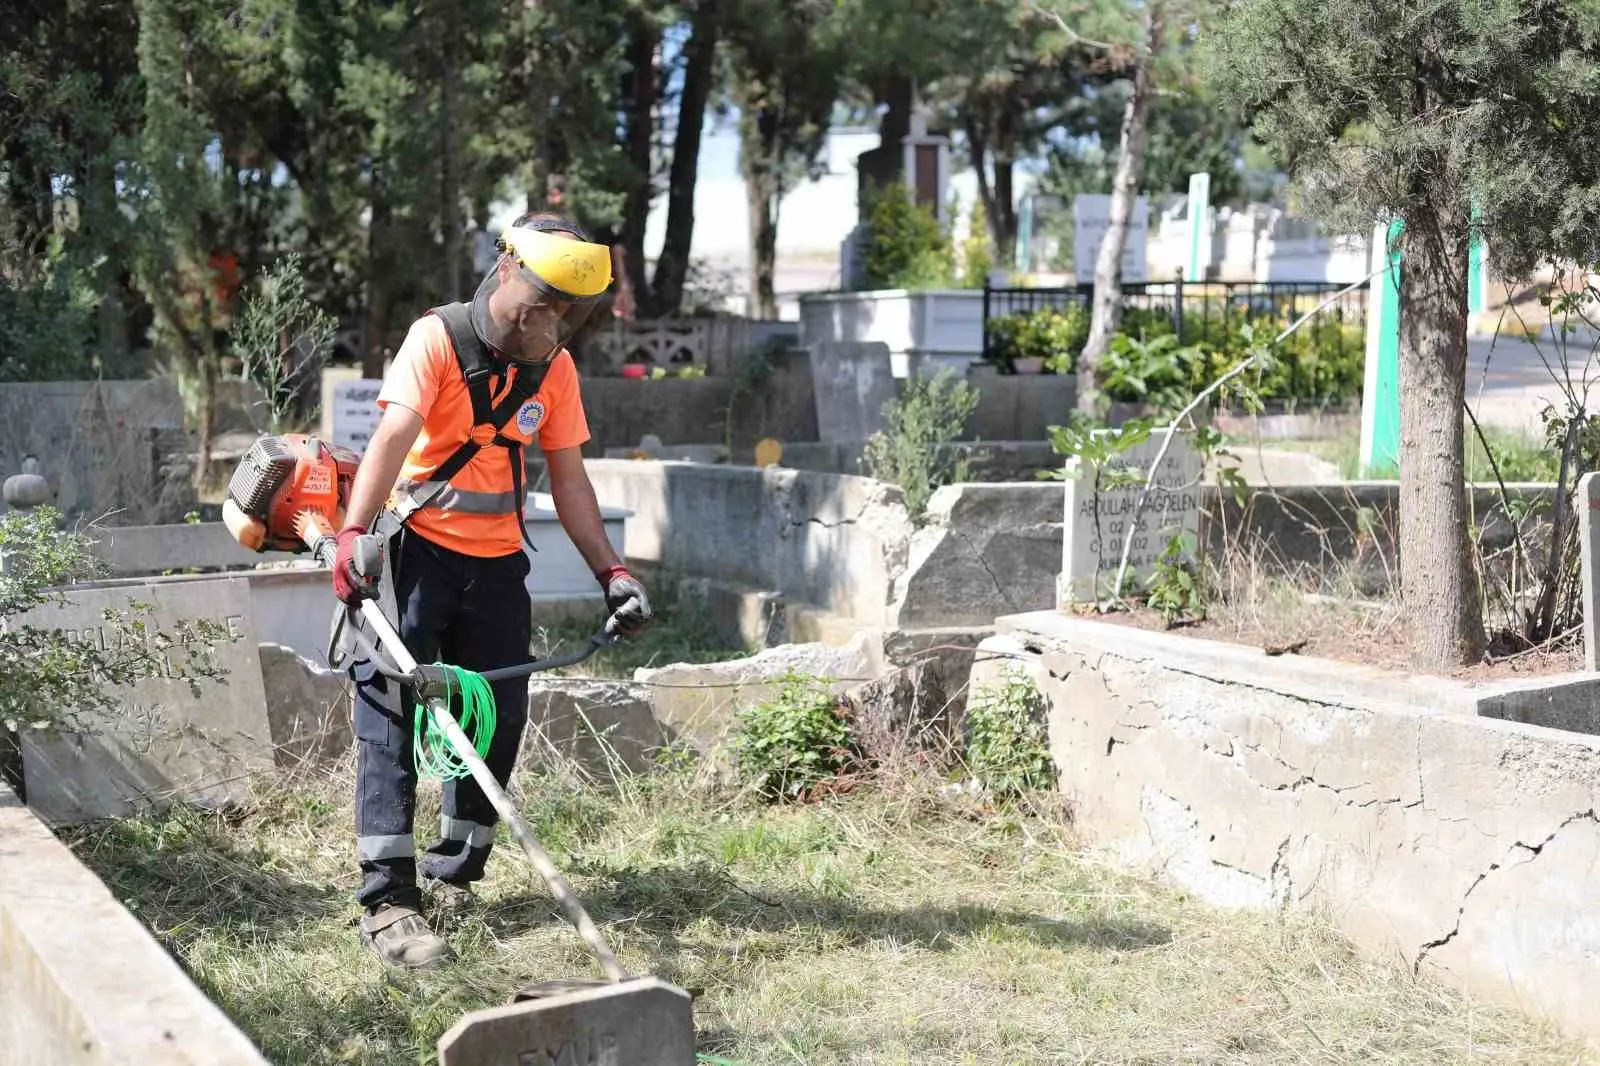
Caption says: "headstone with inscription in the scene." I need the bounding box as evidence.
[329,378,384,453]
[1073,193,1150,284]
[15,576,274,826]
[437,978,694,1066]
[1580,472,1600,671]
[1058,429,1203,606]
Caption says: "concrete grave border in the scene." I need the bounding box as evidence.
[0,784,268,1065]
[973,610,1600,1042]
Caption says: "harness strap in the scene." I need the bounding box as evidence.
[397,302,546,553]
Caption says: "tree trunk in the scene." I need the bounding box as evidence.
[620,15,658,315]
[192,343,216,494]
[440,29,461,302]
[1398,215,1485,669]
[992,156,1017,265]
[362,181,391,379]
[650,0,720,317]
[879,75,914,149]
[1076,3,1160,416]
[746,157,779,320]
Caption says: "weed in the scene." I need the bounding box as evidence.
[964,669,1055,796]
[1146,532,1205,627]
[731,672,853,801]
[864,370,980,518]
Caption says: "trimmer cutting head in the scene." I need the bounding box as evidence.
[222,434,362,553]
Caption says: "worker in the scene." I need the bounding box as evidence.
[330,212,654,969]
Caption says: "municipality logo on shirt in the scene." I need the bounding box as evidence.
[516,399,546,435]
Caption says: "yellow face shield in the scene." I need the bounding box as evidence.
[499,227,613,299]
[471,222,614,365]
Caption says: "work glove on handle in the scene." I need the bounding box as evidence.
[333,525,379,606]
[597,565,653,636]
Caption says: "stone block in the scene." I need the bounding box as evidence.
[524,680,666,778]
[891,483,1061,629]
[633,630,887,752]
[17,576,274,826]
[437,978,694,1066]
[843,658,962,766]
[807,340,898,443]
[258,642,352,771]
[0,785,270,1065]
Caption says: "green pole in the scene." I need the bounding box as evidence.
[1360,218,1403,477]
[1467,204,1487,316]
[1014,194,1034,276]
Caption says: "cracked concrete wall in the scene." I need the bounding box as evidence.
[585,459,914,629]
[890,484,1062,629]
[974,611,1600,1040]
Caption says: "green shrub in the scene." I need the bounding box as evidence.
[0,269,100,383]
[985,306,1090,373]
[731,673,853,802]
[863,183,954,290]
[0,508,232,738]
[965,669,1054,796]
[863,369,980,517]
[989,303,1365,408]
[959,197,994,289]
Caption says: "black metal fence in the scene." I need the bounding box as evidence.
[982,279,1369,365]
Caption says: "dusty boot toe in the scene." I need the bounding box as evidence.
[423,878,476,922]
[360,903,453,970]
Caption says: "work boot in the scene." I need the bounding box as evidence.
[423,877,476,922]
[359,903,453,970]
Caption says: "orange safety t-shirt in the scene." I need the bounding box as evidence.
[376,313,590,558]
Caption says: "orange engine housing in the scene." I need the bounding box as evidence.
[223,434,362,553]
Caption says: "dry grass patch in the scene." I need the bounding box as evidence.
[63,763,1594,1065]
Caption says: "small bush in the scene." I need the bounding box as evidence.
[0,508,232,738]
[965,668,1055,796]
[959,197,994,289]
[985,306,1090,373]
[731,673,853,802]
[862,183,953,291]
[990,303,1366,407]
[863,369,980,518]
[0,268,101,383]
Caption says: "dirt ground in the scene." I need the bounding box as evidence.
[1086,603,1584,682]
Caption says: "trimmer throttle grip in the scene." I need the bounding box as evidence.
[603,597,643,638]
[352,533,383,595]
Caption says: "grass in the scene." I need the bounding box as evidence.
[533,574,753,679]
[62,763,1593,1066]
[1239,425,1559,483]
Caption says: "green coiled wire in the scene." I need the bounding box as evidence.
[412,665,496,780]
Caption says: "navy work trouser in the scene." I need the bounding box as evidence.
[351,528,532,911]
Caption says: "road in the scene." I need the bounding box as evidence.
[1465,327,1600,434]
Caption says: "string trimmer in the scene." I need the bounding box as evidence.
[221,433,696,1064]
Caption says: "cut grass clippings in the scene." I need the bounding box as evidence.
[61,763,1593,1065]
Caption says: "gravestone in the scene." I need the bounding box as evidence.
[1073,194,1150,284]
[1058,429,1203,605]
[15,576,274,825]
[1581,473,1600,671]
[329,378,384,453]
[436,978,694,1066]
[808,341,898,443]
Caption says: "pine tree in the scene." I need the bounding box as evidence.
[1210,0,1600,669]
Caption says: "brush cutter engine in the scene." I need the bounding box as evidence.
[222,433,363,553]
